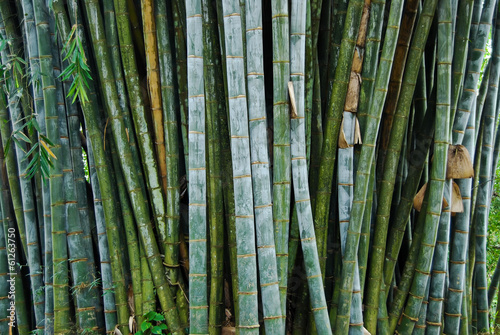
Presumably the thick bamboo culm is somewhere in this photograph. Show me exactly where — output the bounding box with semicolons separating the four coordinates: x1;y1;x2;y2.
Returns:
2;0;500;334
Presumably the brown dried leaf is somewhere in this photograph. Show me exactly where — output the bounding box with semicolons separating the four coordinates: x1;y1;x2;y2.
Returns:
414;183;448;211
222;327;236;335
344;72;362;112
447;145;474;179
288;81;298;118
413;183;427;212
338;118;349;149
451;181;464;213
355;116;363;145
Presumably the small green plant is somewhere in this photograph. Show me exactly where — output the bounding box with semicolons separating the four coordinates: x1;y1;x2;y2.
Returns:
135;311;169;335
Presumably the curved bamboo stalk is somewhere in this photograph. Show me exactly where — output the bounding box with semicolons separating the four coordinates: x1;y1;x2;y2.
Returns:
335;0;404;329
472;10;500;331
395;0;450;330
290;0;331;333
271;0;292;315
445;65;477;335
382;101;435;288
376;0;419;174
141;0;167;198
314;0;365;291
449;0;474;127
86;142;119;332
111;0;176;282
451;0;496;145
51;1;132;332
155;0;181;289
81;0;182;332
386;193;427;333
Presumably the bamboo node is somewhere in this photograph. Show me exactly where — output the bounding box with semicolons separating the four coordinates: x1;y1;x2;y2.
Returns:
237;253;256;258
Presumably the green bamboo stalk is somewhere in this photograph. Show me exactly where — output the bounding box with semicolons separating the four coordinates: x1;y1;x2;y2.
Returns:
323;0;347;112
385;192;427;334
472;14;500;332
473;62;490;137
413;277;430;334
335;0;404;329
445;72;477;335
141;0;168;199
358;161;374;295
1;45;45;333
357;0;386;133
155;0;182;289
221;2;259;332
314;0;364;288
451;0;496;145
81;0;182;332
141;242;157;316
0;109;12;335
271;0;291;316
245;0;284;332
395;0;450;329
171;0;189;175
55;2;135;333
186;0;208;332
421;2;452;333
201;0;225;332
32;0;71;332
0;165;29;335
376;0;419;177
290;0;331;332
16;6;48;328
111;0;174;276
87;143;119;332
217;62;239;328
488;254;500;307
449;0;474;127
425;181;451;334
0;0;27;258
382;98;436;289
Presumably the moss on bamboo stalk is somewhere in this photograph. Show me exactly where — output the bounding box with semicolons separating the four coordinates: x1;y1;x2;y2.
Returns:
81;0;183;331
201;0;225;332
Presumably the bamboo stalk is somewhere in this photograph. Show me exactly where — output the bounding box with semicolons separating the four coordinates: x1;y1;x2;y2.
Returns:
290;0;331;332
451;0;496;145
271;0;292;315
221;1;259;331
245;0;284;332
201;0;225;332
472;9;500;331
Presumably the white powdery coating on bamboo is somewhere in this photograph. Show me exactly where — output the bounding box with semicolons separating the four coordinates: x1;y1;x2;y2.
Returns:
187;0;208;332
245;0;285;333
222;1;259;332
290;0;332;333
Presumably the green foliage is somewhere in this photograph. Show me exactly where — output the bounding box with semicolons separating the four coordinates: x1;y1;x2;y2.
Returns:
4;114;56;180
59;24;92;105
135;311;170;335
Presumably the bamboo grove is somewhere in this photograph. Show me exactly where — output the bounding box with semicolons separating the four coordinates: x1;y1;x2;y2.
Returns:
2;0;500;333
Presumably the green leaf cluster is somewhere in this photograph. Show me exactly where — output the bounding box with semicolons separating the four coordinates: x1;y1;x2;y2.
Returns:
59;24;92;105
135;311;169;335
3;114;55;180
